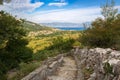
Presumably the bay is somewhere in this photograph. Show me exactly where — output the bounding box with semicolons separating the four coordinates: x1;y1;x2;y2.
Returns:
56;27;85;31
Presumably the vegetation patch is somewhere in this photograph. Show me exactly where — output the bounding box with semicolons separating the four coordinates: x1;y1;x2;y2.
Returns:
80;0;120;50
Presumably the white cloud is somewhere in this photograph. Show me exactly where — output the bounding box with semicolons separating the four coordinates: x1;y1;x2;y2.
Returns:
54;0;66;2
26;7;102;23
28;6;120;23
116;6;120;9
48;2;68;7
116;6;120;12
1;3;120;24
3;0;44;12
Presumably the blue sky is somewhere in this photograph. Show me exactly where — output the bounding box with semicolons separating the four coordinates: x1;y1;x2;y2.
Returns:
0;0;120;23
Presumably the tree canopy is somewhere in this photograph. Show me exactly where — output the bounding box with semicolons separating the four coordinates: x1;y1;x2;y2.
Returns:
80;0;120;49
0;11;33;79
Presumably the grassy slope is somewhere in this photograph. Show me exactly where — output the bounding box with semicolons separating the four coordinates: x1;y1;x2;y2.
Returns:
22;21;54;32
28;31;81;53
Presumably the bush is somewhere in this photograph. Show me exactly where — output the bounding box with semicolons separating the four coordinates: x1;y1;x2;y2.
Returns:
0;11;33;79
72;41;82;48
33;49;60;61
80;0;120;49
81;15;120;49
33;50;48;61
48;36;75;51
9;62;41;80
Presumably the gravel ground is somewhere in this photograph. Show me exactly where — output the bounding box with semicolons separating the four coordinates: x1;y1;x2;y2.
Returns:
48;57;77;80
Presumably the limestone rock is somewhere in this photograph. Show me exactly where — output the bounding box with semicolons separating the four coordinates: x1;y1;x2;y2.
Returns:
73;48;120;80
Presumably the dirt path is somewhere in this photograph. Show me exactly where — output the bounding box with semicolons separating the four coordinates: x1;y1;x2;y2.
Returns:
48;57;77;80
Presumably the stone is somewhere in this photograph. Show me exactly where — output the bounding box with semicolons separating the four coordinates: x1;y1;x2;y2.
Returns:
108;59;120;65
73;48;120;80
22;48;120;80
88;73;96;80
22;54;64;80
113;61;120;75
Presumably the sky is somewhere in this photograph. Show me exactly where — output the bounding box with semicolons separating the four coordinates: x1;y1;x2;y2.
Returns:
0;0;120;23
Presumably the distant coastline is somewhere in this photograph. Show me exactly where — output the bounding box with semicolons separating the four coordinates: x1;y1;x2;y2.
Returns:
40;22;85;31
55;27;85;31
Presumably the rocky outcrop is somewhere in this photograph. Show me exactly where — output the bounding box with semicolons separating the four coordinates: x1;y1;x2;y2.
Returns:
22;48;120;80
73;48;120;80
22;54;64;80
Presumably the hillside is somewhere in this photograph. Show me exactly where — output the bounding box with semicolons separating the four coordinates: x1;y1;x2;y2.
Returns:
22;21;54;32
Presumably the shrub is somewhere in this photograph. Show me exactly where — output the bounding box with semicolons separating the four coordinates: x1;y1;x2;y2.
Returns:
9;62;41;80
72;41;82;48
0;11;33;79
80;0;120;49
48;36;75;51
33;50;48;61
